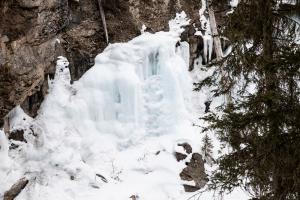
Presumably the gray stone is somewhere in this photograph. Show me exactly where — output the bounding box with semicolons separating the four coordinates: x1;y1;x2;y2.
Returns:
180;153;208;192
178;142;193;154
175;152;188;161
183;184;201;192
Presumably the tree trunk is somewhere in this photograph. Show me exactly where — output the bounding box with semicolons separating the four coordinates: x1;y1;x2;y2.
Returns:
208;7;223;60
208;5;231;103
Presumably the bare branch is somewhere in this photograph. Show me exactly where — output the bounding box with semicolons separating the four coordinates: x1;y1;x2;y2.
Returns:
4;178;29;200
97;0;109;44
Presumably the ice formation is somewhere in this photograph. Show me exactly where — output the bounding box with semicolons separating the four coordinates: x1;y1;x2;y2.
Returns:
0;10;249;200
0;22;198;200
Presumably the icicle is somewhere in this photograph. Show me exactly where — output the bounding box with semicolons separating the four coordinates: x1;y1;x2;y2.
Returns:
169;11;190;35
208;35;213;62
203;37;208;64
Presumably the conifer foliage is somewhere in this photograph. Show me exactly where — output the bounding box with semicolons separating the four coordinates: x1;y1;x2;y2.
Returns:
197;0;300;199
201;134;214;165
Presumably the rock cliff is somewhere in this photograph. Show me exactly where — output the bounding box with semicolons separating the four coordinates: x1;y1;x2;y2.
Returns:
0;0;201;125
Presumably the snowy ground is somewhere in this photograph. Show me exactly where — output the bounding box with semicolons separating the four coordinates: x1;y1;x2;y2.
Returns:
0;10;250;200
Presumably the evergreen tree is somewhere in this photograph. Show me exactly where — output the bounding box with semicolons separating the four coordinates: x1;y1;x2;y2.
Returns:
201;134;214;165
196;0;300;199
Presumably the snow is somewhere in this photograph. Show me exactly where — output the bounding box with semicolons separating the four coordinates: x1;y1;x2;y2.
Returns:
292;14;300;44
230;0;239;8
8;106;33;131
0;130;11;171
199;0;207;19
169;11;190;35
281;0;298;5
0;11;249;200
140;24;147;34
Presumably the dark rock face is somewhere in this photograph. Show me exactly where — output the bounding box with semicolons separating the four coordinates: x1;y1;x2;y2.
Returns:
180;22;205;70
0;0;202;124
0;0;70;122
129;0;201;32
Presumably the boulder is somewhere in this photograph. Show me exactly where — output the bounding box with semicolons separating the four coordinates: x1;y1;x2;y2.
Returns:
180;153;208;191
175;152;188;161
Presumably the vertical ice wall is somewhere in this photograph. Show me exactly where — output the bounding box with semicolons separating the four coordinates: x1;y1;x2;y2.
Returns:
58;32;193;139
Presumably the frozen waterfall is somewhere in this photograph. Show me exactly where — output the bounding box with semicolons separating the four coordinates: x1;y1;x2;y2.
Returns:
0;11;248;199
1;29;202;200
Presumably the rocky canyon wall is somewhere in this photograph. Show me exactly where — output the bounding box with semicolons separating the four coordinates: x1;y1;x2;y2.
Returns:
0;0;201;126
